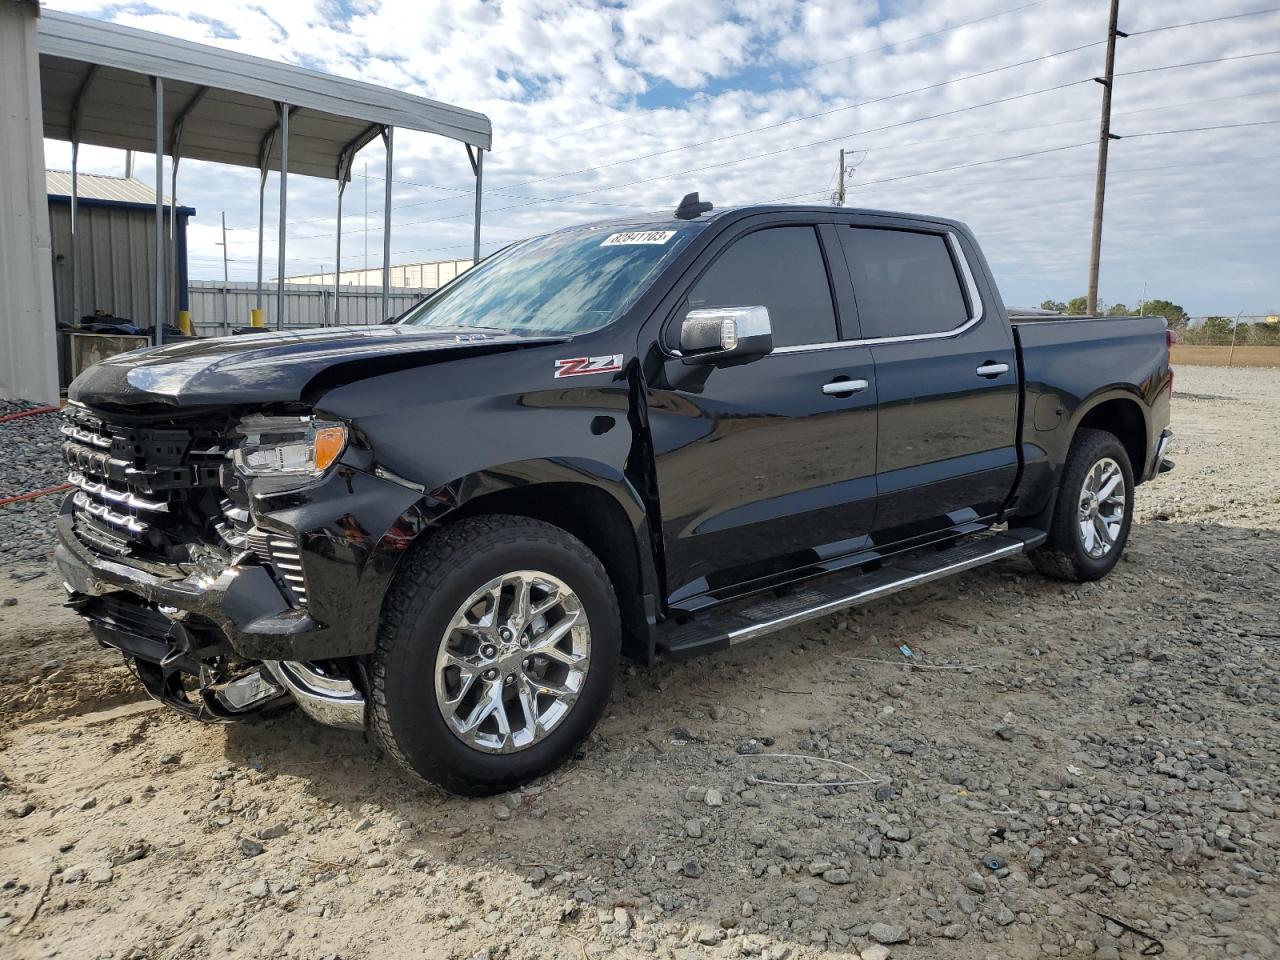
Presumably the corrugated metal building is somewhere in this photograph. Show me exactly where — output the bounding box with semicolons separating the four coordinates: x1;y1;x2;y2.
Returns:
45;170;194;327
0;0;59;403
286;257;474;290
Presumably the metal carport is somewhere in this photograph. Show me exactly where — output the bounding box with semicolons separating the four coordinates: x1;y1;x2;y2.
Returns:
35;8;492;342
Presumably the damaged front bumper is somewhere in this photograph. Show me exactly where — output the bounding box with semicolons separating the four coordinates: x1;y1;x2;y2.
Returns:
55;505;367;728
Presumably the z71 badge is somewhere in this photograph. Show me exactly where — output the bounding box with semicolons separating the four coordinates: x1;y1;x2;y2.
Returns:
554;354;624;378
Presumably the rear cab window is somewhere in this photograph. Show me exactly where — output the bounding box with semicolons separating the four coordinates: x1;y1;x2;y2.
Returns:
837;227;970;339
683;226;838;349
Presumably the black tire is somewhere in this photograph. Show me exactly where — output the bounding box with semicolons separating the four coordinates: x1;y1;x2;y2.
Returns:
1030;428;1135;583
369;514;620;796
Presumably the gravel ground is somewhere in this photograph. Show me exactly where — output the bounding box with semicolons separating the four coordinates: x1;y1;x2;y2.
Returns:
1;366;1277;960
0;400;66;566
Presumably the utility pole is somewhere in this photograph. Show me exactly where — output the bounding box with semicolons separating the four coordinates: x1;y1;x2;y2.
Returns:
1087;0;1125;316
218;211;231;335
834;148;846;206
363;161;369;277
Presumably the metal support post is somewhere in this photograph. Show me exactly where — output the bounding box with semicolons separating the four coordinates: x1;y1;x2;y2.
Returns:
69;65;97;328
381;126;393;320
469;145;484;266
168;155;179;326
334;179;344;327
70;140;80;324
276;102;289;329
152;76;165;345
256;167;266;314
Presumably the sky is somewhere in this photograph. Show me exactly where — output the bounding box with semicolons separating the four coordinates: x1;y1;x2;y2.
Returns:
42;0;1280;316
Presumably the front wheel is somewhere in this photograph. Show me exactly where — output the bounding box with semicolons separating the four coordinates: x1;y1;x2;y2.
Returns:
1029;428;1135;582
370;515;620;795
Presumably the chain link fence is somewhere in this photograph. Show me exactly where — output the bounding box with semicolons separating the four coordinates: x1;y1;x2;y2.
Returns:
1170;315;1280;367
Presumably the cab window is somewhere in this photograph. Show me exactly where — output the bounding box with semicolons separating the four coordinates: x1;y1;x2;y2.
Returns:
838;227;969;338
685;226;838;348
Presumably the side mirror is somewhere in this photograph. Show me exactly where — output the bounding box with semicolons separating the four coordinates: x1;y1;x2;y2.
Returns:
679;306;773;363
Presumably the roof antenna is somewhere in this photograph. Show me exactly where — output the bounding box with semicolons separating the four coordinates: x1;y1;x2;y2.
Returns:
675;192;713;220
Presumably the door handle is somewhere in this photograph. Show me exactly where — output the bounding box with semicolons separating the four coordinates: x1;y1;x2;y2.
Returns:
822;378;870;396
976;362;1009;378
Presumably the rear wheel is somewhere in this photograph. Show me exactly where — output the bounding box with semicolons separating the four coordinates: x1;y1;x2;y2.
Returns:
1030;428;1134;582
370;515;620;795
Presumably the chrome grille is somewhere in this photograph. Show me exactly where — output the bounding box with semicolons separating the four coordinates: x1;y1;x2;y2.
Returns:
244;527;308;605
62;406;226;559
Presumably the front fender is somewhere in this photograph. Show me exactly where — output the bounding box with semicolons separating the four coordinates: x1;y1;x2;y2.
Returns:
353;457;659;650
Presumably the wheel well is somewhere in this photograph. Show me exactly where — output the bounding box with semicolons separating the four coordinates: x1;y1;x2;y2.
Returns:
1078;398;1147;481
445;483;651;661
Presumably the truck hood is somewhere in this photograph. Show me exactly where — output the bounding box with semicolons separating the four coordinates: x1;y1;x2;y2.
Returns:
68;325;565;409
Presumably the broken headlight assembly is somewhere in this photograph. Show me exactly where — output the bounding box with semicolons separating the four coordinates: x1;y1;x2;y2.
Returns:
231;414;348;493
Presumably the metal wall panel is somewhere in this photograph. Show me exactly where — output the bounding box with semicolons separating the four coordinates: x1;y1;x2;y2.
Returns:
283;259;474;289
48;200;190;329
186;282;434;336
0;2;60;403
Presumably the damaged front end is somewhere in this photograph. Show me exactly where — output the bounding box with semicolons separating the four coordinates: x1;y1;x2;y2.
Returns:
60;511;369;729
54;402;371;730
64;588;365;728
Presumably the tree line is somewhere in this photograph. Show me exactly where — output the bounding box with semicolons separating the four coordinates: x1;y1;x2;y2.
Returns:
1037;297;1280;345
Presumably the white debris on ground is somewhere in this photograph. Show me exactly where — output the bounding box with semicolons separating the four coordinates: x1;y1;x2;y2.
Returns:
1;365;1277;960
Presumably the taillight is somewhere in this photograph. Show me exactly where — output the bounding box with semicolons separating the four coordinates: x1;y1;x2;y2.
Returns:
1165;329;1178;347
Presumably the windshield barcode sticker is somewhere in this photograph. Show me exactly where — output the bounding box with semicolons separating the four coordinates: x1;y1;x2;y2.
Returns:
601;231;676;246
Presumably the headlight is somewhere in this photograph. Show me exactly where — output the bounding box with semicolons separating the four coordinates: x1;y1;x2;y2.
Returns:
232;414;347;488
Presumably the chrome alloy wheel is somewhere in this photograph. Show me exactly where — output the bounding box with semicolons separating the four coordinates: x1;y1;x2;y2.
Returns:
433;571;591;754
1077;456;1126;559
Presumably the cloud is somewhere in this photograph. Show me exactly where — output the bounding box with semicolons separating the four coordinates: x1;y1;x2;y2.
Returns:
43;0;1280;314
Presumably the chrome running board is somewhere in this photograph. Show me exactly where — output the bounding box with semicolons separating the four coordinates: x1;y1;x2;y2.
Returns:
658;527;1046;660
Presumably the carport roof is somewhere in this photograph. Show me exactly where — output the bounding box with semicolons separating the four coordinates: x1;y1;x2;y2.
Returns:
36;10;493;180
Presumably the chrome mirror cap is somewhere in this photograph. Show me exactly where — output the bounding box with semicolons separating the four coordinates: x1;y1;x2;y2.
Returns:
680;305;773;362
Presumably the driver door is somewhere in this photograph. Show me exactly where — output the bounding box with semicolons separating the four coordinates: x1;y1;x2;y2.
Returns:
644;221;879;608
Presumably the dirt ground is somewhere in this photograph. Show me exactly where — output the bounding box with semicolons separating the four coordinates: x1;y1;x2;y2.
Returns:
2;365;1277;960
1169;345;1280;368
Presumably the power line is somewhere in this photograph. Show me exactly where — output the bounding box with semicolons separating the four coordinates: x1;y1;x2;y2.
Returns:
270;24;1280;240
494;0;1059;155
322;40;1110;233
834;119;1280;193
212;30;1280;264
282;63;1280;248
819;88;1280;159
263;124;1280;268
390;54;1280;236
1125;7;1280;38
318;75;1099;239
447;40;1111;199
872;151;1275;192
275;85;1280;250
1116;48;1280;77
752;128;1274;207
395;12;1277;215
1119;119;1280;138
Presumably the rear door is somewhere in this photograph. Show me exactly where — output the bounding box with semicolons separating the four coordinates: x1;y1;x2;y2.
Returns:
644;218;879;607
834;221;1018;546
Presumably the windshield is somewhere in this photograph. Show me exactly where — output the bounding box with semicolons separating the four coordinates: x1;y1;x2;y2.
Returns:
398;224;699;335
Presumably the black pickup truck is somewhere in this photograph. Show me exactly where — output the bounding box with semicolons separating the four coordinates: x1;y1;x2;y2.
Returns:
56;198;1173;794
